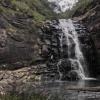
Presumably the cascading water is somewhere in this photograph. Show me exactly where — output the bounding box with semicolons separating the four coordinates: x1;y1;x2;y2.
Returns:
58;19;87;79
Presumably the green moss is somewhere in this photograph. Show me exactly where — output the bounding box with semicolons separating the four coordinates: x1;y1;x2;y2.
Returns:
11;0;30;12
32;11;45;22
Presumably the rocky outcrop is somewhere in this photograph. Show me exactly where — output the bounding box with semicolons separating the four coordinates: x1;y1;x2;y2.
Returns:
0;15;41;69
0;0;55;69
0;64;48;94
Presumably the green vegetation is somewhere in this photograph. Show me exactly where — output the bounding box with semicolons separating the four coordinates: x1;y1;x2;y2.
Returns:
0;93;47;100
70;0;93;17
0;0;92;23
0;0;56;23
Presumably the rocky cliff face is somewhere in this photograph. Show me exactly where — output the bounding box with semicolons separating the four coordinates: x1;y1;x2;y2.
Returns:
0;0;55;69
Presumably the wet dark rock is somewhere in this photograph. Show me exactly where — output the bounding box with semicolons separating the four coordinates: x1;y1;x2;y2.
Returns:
59;59;71;73
0;29;7;47
67;70;81;80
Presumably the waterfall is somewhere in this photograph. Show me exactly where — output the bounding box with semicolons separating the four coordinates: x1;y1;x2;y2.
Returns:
42;19;96;80
58;19;87;79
